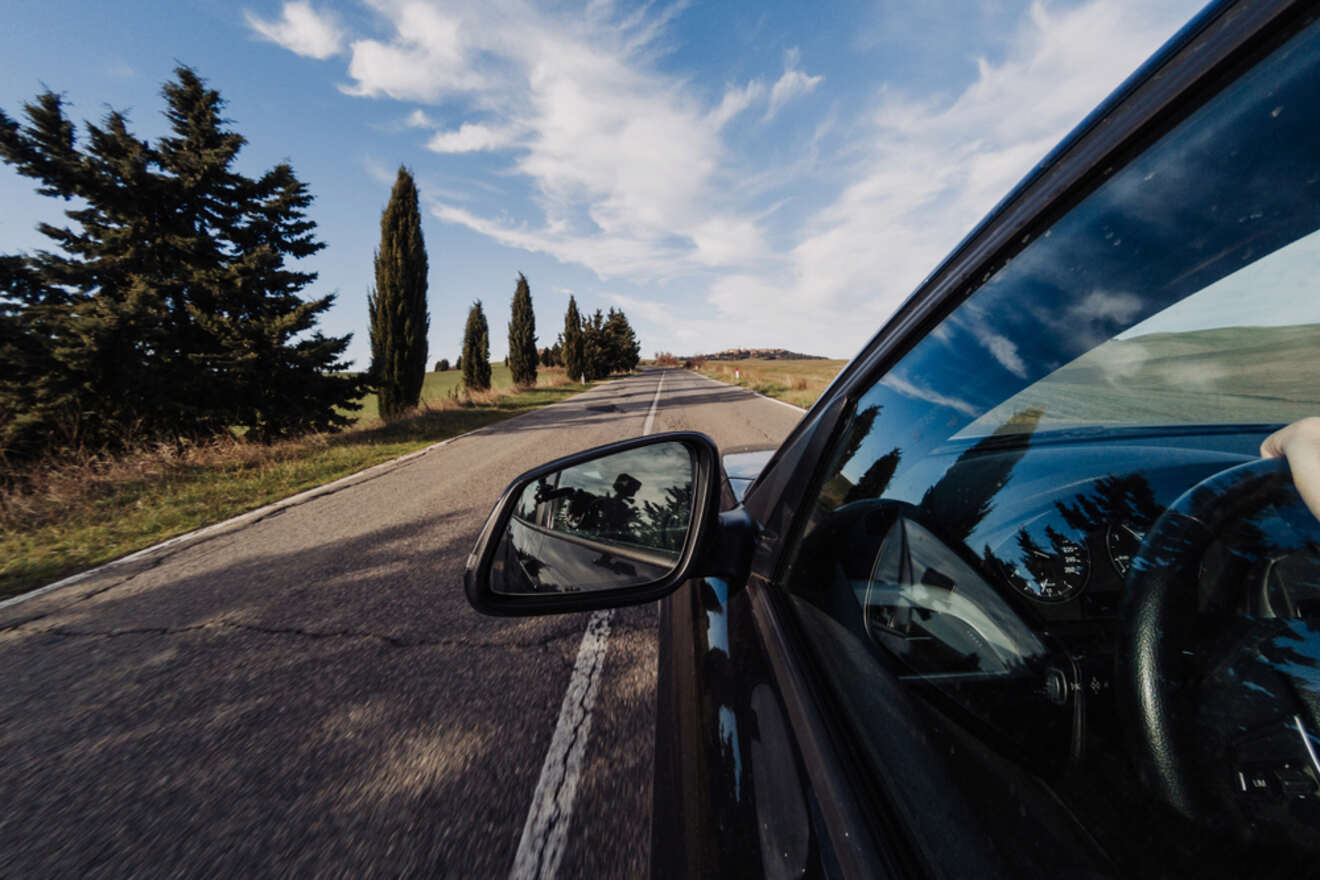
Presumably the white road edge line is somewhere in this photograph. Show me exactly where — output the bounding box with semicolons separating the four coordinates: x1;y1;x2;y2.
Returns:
0;432;471;612
0;378;626;612
686;368;807;413
510;371;664;880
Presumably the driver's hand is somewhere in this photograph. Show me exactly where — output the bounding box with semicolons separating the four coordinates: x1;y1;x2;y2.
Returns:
1261;416;1320;521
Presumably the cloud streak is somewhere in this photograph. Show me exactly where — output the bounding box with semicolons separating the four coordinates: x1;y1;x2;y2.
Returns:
256;0;1201;357
245;1;344;59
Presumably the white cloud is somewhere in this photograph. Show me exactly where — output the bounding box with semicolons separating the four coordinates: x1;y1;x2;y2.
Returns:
268;0;1203;357
329;0;775;285
427;122;519;153
882;374;980;416
359;154;397;185
779;0;1201;353
406;109;437;128
766;48;823;120
709;80;764;129
245;1;344;59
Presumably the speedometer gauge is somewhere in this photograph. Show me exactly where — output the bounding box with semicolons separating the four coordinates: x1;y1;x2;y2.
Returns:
1001;533;1091;602
1106;522;1146;577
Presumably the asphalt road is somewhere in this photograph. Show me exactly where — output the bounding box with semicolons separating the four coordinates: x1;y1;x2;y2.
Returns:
0;368;802;878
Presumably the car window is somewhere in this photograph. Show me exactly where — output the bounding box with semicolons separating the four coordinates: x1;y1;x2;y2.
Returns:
784;17;1320;878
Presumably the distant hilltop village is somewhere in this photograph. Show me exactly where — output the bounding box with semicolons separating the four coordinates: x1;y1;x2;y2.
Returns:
689;348;824;361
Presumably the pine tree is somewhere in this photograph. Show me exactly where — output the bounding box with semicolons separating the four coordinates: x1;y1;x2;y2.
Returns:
0;66;360;456
507;272;538;386
367;166;429;419
461;300;491;391
562;296;585;382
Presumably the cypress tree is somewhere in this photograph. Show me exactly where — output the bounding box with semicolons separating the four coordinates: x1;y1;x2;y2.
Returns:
368;166;429;419
507;272;538;386
562;295;585;382
582;309;607;380
461;300;491;391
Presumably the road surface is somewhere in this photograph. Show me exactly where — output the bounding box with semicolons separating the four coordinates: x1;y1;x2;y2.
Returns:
0;368;802;878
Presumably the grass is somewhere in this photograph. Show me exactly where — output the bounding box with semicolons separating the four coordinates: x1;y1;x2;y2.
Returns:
350;363;522;423
0;368;591;600
693;358;848;409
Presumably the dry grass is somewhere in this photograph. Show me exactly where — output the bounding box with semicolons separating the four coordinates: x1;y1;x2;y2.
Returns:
1;375;595;599
351;363;576;422
693;358;848;409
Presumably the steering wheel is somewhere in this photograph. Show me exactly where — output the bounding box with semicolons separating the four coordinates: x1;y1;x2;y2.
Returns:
1117;456;1320;826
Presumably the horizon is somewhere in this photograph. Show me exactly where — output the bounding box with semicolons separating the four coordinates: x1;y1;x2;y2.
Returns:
2;0;1207;368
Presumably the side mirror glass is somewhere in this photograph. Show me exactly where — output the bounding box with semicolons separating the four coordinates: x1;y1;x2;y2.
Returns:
465;432;720;615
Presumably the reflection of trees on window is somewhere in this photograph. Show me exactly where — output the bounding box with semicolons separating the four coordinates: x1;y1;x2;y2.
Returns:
1055;473;1160;536
845;447;902;504
919;408;1042;543
535;472;691;554
636;483;693;553
839;405;881;469
550;472;642;542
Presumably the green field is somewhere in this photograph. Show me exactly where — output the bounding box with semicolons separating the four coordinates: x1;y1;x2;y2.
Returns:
351;362;525;423
974;323;1320;430
694;358;848;409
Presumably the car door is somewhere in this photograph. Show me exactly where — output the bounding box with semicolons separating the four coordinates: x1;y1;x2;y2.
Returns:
654;2;1320;877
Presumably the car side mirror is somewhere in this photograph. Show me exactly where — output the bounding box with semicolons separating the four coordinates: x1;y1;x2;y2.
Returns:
464;431;721;615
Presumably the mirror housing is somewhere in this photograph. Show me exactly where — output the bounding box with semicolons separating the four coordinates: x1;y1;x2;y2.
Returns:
464;431;722;616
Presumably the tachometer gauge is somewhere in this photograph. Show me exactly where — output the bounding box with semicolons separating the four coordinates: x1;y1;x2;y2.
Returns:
1001;533;1091;602
1106;522;1146;577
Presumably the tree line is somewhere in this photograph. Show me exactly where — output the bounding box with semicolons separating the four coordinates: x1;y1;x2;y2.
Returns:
1;67;645;462
446;287;641;391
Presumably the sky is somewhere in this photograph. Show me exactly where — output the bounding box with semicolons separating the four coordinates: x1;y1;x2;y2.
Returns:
1;0;1209;368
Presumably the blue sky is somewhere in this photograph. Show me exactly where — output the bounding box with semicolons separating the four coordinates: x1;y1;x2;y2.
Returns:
2;0;1206;367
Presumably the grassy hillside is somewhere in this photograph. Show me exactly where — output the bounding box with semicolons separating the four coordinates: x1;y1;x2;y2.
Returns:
979;323;1320;429
695;358;849;409
352;362;525;422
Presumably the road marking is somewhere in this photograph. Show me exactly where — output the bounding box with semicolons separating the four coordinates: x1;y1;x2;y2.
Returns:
0;431;479;611
511;370;665;880
642;370;666;435
509;610;612;880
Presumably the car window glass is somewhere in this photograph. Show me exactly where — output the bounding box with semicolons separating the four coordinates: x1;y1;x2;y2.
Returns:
784;17;1320;878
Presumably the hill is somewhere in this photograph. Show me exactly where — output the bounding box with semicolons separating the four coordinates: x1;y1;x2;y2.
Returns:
688;348;825;361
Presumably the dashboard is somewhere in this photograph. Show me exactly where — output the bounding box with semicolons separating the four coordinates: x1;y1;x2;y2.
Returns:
935;425;1275;624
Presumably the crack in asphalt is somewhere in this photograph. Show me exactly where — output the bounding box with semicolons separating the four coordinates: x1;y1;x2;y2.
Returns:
0;554;171;633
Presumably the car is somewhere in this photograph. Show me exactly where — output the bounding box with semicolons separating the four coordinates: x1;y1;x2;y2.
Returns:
465;0;1320;875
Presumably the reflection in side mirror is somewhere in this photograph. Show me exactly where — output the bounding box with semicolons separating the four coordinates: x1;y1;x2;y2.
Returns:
465;432;720;616
492;441;694;594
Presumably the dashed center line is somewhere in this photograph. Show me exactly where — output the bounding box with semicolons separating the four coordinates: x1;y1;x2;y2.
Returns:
509;371;666;880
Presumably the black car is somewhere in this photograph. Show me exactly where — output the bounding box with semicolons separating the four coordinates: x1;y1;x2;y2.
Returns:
467;0;1320;875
